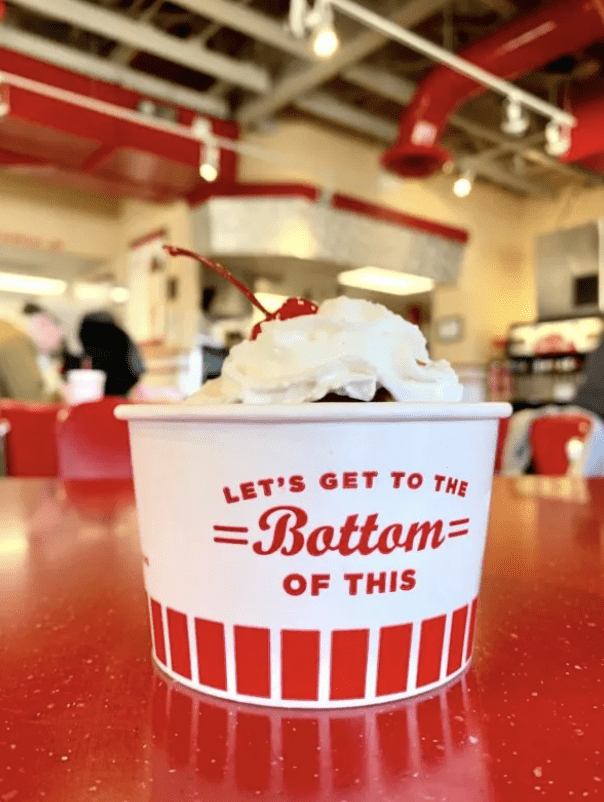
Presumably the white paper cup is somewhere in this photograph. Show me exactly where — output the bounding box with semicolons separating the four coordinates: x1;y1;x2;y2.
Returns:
66;369;106;405
116;402;511;709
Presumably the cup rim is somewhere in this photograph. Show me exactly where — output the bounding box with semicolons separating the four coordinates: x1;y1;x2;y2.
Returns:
116;401;512;423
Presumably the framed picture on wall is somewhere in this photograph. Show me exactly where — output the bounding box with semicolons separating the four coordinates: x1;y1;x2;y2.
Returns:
436;316;463;343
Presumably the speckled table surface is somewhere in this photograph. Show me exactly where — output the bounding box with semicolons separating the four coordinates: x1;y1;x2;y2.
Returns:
0;476;603;802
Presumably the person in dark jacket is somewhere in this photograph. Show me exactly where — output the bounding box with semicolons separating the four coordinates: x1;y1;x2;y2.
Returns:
78;311;145;397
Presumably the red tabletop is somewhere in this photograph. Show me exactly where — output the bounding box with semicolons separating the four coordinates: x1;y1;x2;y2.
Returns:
1;476;603;801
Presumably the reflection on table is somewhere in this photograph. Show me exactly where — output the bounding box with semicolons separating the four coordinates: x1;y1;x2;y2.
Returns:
149;669;489;802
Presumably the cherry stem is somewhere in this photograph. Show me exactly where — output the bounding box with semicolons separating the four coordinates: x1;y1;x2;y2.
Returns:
164;245;271;316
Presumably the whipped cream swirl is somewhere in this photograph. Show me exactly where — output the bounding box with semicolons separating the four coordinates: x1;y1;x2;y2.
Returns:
188;297;463;404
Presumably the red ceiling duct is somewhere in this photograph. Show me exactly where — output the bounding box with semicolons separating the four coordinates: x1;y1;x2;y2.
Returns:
560;94;604;169
382;0;604;179
0;2;6;23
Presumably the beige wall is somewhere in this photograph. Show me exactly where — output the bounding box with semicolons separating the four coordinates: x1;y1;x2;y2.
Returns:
524;183;604;243
0;173;119;261
0;174;200;349
240;119;535;364
112;121;540;360
0;173;121;338
0;120;542;360
522;184;604;329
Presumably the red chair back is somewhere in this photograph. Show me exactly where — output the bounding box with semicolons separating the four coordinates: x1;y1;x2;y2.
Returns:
494;417;510;474
56;397;133;480
0;401;64;477
530;414;592;476
0;417;9;477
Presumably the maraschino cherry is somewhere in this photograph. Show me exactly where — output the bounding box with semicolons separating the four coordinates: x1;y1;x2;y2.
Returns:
164;246;318;339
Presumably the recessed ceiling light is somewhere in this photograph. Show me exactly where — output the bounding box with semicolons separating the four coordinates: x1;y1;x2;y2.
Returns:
337;266;435;296
0;271;66;296
73;282;110;302
110;286;130;303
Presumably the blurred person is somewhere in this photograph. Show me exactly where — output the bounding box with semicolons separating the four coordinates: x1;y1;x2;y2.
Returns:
0;317;46;401
22;303;74;399
78;311;145;397
22;303;64;353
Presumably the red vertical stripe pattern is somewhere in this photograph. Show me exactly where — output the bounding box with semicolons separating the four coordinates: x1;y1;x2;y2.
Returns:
281;630;320;701
447;605;469;675
465;598;479;661
195;618;227;690
167;607;192;679
417;695;446;765
416;615;447;688
376;623;413;696
282;717;320;795
330;629;369;700
377;707;411;777
447;680;468;748
197;702;228;781
167;688;193;767
148;599;481;702
149;597;166;665
235;712;271;791
330;716;367;788
234;625;271;698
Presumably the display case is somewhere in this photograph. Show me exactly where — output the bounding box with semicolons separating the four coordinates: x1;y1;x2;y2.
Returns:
506;316;603;408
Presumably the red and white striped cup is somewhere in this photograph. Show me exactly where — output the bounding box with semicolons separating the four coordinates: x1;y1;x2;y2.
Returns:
116;402;511;708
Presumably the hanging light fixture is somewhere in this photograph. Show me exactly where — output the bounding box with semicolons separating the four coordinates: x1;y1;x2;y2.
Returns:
453;171;474;198
545;119;571;156
290;0;339;59
501;96;530;136
192;116;220;182
311;2;339;58
199;143;219;182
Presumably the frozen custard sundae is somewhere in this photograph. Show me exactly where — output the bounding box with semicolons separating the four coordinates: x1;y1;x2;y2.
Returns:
166;247;463;405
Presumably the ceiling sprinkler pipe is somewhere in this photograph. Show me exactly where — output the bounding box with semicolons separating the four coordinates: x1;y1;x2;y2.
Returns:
381;0;604;179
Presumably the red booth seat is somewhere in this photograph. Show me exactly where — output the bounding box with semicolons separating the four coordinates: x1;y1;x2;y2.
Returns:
494;417;510;474
0;400;64;477
530;415;592;476
56;397;133;480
